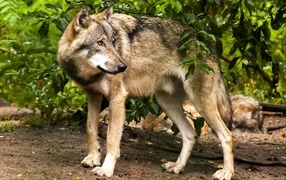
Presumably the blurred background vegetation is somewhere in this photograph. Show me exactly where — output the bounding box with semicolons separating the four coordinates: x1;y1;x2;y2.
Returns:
0;0;285;122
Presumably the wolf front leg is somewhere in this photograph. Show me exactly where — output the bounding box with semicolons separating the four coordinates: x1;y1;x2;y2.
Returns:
81;92;102;167
91;79;128;177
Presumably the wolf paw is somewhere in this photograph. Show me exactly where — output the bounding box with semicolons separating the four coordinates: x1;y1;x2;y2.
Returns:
212;169;233;180
91;166;114;177
81;154;101;167
161;162;183;174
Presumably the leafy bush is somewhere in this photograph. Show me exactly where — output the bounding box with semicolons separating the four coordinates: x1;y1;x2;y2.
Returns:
0;0;85;120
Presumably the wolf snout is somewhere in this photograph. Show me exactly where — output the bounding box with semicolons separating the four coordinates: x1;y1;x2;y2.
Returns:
117;62;127;72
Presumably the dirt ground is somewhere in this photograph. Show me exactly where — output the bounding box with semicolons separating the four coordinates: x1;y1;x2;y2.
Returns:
0;106;285;180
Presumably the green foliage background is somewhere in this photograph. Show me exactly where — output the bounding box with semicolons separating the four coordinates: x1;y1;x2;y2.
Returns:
0;0;285;121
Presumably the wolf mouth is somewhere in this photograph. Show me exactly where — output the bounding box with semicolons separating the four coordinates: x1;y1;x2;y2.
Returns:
97;66;118;74
97;65;127;74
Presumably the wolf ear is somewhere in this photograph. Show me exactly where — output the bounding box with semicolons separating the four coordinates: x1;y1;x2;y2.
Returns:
73;7;91;32
98;7;113;22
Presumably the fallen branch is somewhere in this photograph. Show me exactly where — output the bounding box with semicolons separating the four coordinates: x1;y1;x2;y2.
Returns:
260;102;286;114
267;124;286;131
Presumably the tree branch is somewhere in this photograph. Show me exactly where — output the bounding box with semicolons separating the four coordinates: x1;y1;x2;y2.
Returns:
220;55;278;89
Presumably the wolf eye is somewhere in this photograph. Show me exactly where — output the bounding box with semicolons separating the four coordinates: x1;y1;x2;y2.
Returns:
97;40;104;46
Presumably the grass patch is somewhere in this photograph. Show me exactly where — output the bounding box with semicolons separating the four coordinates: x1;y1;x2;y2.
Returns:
0;120;19;132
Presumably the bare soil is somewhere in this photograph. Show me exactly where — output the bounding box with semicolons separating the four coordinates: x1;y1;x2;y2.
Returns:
0;106;285;180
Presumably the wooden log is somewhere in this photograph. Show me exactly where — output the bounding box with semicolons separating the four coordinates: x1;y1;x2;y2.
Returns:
259;102;286;113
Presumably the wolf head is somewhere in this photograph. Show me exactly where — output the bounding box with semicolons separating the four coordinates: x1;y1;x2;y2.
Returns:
58;7;127;83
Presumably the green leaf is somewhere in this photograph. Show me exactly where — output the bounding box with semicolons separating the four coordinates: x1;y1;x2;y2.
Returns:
185;64;195;80
272;61;280;76
229;40;239;55
242;63;251;78
210;22;221;36
193;117;205;136
171;124;180;136
65;0;72;5
222;8;229;20
180;29;193;42
260;44;272;62
197;60;214;74
5;13;19;23
35;10;50;18
134;113;141;122
0;6;10;13
229;72;238;85
3;70;19;76
180;57;195;67
198;30;216;43
223;72;237;85
173;0;182;12
197;41;210;54
228;56;240;69
220;16;233;32
54;3;63;10
45;3;63;11
38;21;50;39
149;102;159;115
60;11;71;22
261;21;271;41
3;13;12;21
178;38;194;51
52;18;67;32
0;1;9;8
271;7;286;30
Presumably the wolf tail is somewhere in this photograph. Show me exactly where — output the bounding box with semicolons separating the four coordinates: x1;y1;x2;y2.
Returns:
217;78;233;130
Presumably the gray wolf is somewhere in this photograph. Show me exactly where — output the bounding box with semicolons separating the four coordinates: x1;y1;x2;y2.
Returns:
231;95;265;133
57;7;234;180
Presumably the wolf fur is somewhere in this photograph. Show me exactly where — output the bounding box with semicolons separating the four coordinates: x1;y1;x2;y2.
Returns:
231;95;264;133
57;7;234;180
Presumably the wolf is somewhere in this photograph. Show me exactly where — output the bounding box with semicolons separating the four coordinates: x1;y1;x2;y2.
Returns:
231;95;265;133
57;7;234;180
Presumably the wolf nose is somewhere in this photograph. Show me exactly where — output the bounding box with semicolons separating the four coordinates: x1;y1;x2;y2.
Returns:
118;62;127;72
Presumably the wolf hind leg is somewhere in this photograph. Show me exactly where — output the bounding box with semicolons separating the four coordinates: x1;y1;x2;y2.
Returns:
189;93;234;180
156;91;197;174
